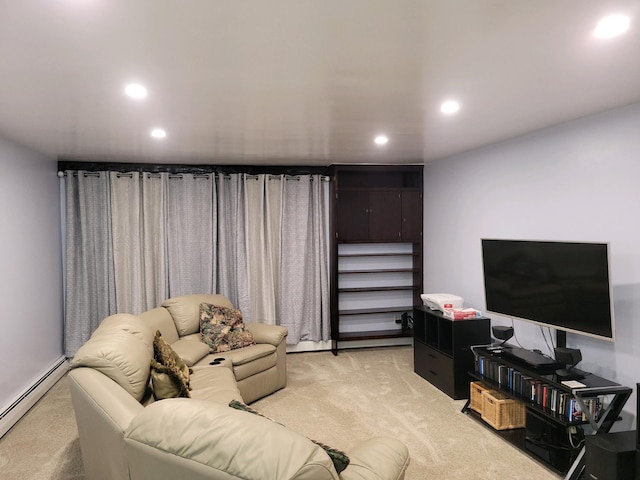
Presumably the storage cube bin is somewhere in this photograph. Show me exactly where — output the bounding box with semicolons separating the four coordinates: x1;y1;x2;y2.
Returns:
470;381;494;414
481;390;526;430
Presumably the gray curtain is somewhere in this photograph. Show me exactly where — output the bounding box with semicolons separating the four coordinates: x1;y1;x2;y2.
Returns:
64;171;116;357
245;175;281;325
63;170;330;356
279;175;330;343
215;174;250;318
166;173;216;298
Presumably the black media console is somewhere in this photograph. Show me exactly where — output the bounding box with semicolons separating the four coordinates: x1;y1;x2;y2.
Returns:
464;345;632;479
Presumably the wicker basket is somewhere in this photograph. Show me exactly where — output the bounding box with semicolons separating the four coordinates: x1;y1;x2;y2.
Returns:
481;390;526;430
469;381;494;414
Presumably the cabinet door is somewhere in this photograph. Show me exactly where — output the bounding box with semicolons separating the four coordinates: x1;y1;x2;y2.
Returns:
401;191;422;242
368;191;401;241
336;191;369;241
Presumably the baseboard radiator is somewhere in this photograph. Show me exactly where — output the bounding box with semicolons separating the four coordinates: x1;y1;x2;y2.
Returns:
0;356;69;438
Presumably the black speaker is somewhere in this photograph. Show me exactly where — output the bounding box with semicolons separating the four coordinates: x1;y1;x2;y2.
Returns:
584;431;636;480
491;325;513;346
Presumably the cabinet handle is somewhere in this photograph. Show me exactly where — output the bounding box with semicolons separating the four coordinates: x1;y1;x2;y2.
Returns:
429;370;437;376
428;354;436;359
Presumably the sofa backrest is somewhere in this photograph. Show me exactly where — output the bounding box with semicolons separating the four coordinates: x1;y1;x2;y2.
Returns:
161;293;234;337
138;307;180;344
70;314;154;402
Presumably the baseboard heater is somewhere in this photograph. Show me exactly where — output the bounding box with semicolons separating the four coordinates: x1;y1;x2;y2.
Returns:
0;356;69;438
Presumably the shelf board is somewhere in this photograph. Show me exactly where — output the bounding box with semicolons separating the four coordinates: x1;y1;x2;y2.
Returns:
337;252;418;258
338;286;416;293
469;372;590;427
337;186;421;192
338;268;419;275
337;329;413;341
339;306;414;316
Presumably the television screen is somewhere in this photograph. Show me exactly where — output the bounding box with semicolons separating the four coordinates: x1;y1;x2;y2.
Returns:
481;239;615;341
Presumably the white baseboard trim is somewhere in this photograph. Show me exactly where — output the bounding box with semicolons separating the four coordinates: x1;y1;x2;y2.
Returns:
336;337;413;350
0;356;69;439
286;337;413;353
286;340;333;352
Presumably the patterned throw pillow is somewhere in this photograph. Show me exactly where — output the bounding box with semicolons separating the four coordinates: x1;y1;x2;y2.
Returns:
228;400;350;473
150;330;191;399
200;303;255;353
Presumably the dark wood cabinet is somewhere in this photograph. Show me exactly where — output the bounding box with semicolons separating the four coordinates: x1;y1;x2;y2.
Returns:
336;191;369;242
368;191;402;241
330;165;423;354
333;165;422;243
413;306;491;399
401;191;422;242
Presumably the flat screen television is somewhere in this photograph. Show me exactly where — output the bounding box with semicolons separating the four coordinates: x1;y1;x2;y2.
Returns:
481;239;615;342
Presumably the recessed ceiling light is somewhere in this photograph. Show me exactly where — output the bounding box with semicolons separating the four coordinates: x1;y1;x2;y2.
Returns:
594;14;631;38
440;100;460;115
124;83;147;99
150;128;166;139
374;135;389;145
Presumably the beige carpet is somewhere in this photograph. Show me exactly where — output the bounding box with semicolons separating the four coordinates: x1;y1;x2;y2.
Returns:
0;346;561;479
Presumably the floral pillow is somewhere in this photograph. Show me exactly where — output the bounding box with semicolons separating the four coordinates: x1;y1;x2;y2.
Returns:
150;330;191;399
200;303;255;353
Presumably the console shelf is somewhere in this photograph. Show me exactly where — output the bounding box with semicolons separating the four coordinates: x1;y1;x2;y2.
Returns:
464;346;632;479
338;306;414;316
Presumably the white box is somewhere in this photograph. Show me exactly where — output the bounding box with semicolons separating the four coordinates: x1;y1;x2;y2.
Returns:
420;293;464;311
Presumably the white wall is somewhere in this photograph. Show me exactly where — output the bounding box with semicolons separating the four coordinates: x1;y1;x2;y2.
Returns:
0;136;64;421
423;101;640;427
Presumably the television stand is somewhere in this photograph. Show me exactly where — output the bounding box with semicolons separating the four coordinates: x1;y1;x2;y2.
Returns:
466;346;632;479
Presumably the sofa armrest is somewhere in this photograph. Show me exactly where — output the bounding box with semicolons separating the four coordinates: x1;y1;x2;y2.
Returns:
246;322;288;346
124;399;337;480
340;437;409;480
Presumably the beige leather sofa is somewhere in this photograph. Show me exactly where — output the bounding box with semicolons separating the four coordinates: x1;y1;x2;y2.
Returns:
68;293;410;480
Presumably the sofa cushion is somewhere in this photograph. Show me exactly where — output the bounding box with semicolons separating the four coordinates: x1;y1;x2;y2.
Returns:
150;331;191;399
169;338;210;367
162;294;234;336
70;329;151;402
200;303;255;353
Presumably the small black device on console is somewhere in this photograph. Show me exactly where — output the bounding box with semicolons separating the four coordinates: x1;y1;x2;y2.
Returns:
491;325;513;345
554;347;585;380
500;345;562;374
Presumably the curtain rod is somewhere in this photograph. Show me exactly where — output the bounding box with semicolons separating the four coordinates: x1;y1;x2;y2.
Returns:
57;160;332;177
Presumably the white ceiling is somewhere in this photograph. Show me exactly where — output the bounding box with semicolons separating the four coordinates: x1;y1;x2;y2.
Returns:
1;0;640;166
